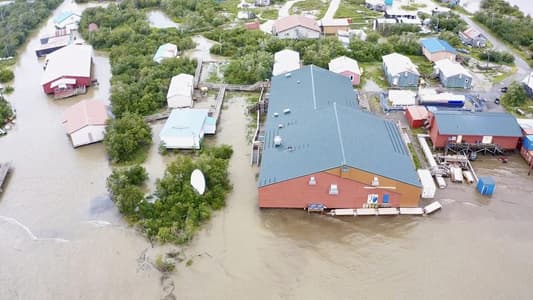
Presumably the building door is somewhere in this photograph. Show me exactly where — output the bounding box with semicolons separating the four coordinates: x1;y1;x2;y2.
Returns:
383;194;390;206
482;136;493;144
457;135;463;143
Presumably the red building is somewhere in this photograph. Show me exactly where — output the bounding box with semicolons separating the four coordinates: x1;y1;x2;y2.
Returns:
428;111;522;150
258;66;421;209
41;44;93;96
405;106;429;128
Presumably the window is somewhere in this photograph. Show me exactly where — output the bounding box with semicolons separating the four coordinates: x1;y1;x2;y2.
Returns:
308;176;316;185
349;75;354;81
329;184;339;195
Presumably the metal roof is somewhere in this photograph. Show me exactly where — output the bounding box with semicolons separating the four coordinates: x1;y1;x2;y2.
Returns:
54;11;80;25
159;109;208;139
41;44;92;85
382;53;420;76
328;56;360;75
433;111;522;137
153;43;178;63
258;65;420;188
273;49;300;76
420;38;456;54
63;99;108;134
167;74;194;98
273;15;320;33
434;59;471;78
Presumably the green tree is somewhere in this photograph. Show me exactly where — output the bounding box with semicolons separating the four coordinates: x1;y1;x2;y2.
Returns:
0;96;14;125
0;68;14;83
104;113;152;163
502;82;527;107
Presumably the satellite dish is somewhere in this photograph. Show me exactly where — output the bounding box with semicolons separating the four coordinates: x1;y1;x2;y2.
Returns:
190;169;206;195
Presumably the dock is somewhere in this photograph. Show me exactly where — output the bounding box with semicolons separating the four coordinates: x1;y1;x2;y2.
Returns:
0;162;12;193
328;202;442;217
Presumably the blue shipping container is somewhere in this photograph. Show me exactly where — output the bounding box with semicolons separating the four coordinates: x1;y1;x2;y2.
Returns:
477;176;496;196
523;135;533;151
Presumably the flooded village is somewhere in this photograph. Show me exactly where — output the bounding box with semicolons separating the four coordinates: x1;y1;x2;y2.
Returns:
1;0;533;299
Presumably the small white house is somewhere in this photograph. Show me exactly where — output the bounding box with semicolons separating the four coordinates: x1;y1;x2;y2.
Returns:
54;11;81;30
63;99;108;147
272;49;300;76
153;43;178;63
167;74;194;108
328;56;361;85
160;109;216;149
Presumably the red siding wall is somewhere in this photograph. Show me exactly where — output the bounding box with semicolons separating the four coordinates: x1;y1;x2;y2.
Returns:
339;70;360;86
259;171;401;209
42;76;91;94
428;116;519;150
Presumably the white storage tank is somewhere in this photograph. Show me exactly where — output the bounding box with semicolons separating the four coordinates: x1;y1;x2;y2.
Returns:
417;169;436;199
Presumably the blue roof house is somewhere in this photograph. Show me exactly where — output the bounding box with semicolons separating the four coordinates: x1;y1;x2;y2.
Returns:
421;38;457;62
258;65;422;209
54;11;81;30
159;109;216;149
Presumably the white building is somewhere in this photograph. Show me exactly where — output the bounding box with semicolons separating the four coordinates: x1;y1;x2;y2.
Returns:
388;90;417;107
54;11;81;31
153;43;178;63
328;56;361;85
160;109;216;149
272;49;300;76
167;74;194;108
62;99;108;147
272;15;321;39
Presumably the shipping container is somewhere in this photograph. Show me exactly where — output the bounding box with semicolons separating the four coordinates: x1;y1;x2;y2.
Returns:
523;135;533;151
417;169;436;198
477;176;495;196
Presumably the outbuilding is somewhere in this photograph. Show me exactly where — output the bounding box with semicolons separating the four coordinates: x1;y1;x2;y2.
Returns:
62;99;108;147
405;105;429;128
167;74;194;108
36;30;73;57
54;11;81;30
428;111;523;150
320;19;350;35
258;65;421;209
41;44;93;97
388;90;416;108
153;43;178;63
272;15;320;39
417;169;436;198
160;109;216;149
328;56;361;85
459;27;487;48
272;49;300;76
522;72;533;97
434;59;472;89
420;38;457;62
382;53;420;87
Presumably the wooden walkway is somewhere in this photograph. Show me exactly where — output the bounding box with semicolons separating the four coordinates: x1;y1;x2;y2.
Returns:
193;58;203;89
0;162;12;193
212;86;226;124
144;109;171;123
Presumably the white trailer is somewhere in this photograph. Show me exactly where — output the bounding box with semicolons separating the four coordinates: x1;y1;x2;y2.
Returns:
417;169;436;198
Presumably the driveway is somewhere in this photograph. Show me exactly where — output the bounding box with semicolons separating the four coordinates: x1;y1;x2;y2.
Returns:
321;0;340;20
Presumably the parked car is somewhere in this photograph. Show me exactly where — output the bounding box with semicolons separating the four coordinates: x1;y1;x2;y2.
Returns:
500;86;508;93
494;98;500;104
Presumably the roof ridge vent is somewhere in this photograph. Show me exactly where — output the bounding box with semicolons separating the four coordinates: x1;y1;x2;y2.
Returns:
274;135;282;146
285;73;292;78
283;108;291;114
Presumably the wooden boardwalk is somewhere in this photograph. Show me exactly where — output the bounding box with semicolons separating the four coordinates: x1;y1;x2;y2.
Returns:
144;109;171;123
0;162;12;193
212;86;226;124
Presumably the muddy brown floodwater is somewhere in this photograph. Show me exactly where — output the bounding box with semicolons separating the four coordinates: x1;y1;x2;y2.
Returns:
2;1;533;299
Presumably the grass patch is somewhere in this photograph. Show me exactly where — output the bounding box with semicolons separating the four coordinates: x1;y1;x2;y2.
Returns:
408;143;422;169
260;8;278;20
360;62;388;88
401;4;426;11
335;0;381;28
503;98;533;117
490;66;517;84
291;0;329;19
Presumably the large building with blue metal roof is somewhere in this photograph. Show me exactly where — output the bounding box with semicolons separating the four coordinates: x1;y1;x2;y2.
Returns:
258;65;421;209
420;38;457;62
428;111;522;150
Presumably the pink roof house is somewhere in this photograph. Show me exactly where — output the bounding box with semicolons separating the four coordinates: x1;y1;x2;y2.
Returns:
63;99;108;147
272;15;320;39
328;56;361;85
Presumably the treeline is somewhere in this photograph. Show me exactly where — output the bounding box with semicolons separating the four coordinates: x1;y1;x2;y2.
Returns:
479;49;514;64
80;3;196;117
107;145;233;243
206;27;440;83
0;0;63;57
475;0;533;52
